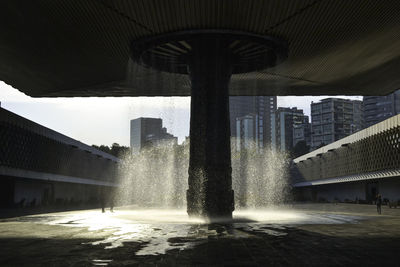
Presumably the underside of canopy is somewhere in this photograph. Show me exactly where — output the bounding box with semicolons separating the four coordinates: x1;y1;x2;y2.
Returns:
0;0;399;97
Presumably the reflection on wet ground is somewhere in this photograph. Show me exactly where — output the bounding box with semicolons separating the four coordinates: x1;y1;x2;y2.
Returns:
1;204;400;266
6;206;363;256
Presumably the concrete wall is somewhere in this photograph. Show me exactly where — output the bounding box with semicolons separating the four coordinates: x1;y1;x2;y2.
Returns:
312;182;365;202
14;179;52;206
52;182;101;204
296;177;400;203
380;177;400;202
9;176;110;207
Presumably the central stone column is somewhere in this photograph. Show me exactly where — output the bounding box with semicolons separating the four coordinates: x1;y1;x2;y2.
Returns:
186;37;234;219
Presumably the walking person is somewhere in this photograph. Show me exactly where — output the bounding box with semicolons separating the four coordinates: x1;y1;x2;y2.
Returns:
100;188;106;213
109;193;114;213
376;194;382;215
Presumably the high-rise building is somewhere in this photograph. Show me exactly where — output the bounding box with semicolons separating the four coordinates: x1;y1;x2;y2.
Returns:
130;117;177;153
363;90;400;128
229;96;277;148
311;98;363;149
293;118;311;148
273;107;309;152
235;114;259;151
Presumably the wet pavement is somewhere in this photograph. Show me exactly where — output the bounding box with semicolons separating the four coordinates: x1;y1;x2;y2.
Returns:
1;204;400;266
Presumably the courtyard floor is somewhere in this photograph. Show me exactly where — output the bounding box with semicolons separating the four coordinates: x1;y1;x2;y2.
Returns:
1;203;400;266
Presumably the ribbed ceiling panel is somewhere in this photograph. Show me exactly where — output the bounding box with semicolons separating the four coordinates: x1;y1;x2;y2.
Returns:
0;0;399;96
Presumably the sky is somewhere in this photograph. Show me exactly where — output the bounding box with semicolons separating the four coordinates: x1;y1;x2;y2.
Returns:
0;81;362;147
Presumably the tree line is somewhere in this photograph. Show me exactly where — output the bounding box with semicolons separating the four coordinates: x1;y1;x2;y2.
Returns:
92;143;130;158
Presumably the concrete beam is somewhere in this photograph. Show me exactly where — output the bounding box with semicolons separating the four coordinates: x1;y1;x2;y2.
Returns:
0;166;118;187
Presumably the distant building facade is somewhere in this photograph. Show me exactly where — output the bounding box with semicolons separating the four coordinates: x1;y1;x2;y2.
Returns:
292;115;400;204
235;114;259;151
363;90;400;128
229;96;277;148
274;107;309;152
130;117;177;153
293;118;311;148
311;98;363;150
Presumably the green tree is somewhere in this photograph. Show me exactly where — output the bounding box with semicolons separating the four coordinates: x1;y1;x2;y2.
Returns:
110;143;130;158
92;143;130;158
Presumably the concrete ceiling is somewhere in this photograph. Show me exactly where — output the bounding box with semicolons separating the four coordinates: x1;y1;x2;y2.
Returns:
1;0;400;97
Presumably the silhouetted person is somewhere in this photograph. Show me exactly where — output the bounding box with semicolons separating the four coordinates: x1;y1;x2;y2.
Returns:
376;194;382;214
100;189;105;213
18;198;25;208
109;194;114;213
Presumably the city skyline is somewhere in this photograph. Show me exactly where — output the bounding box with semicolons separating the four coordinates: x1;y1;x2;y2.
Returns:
1;82;362;147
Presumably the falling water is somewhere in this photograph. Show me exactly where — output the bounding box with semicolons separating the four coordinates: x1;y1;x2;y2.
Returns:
116;142;189;208
116;138;290;209
231;142;291;208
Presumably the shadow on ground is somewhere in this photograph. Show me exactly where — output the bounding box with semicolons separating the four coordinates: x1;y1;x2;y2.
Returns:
1;225;399;266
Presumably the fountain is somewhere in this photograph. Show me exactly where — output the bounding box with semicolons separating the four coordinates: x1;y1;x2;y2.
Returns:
116;139;290;212
117;142;189;208
131;30;288;219
231;143;291;208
